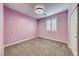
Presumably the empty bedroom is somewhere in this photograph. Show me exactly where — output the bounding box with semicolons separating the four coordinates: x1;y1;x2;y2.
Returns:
1;3;78;56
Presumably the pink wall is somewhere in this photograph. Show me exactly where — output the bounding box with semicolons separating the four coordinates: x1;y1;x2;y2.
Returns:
4;6;37;45
38;11;68;43
4;6;68;45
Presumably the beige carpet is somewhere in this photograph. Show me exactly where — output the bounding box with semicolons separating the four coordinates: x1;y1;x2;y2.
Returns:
4;37;73;56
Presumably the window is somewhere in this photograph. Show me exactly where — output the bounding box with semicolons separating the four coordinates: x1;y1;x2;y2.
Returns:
46;19;57;32
46;20;51;31
51;19;57;31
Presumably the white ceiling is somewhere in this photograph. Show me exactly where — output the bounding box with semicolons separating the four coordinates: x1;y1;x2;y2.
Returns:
4;3;71;19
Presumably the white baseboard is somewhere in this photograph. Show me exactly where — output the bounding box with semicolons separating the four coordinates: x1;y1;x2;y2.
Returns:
65;42;79;56
38;36;67;44
0;47;4;56
66;42;72;52
4;36;67;47
4;36;36;47
4;36;76;55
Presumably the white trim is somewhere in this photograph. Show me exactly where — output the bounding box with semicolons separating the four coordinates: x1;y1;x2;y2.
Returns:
4;36;67;47
4;36;36;47
0;47;4;56
38;36;67;44
68;44;78;56
4;36;72;55
67;43;71;49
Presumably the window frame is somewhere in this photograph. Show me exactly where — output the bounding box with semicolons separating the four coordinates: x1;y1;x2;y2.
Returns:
46;18;57;32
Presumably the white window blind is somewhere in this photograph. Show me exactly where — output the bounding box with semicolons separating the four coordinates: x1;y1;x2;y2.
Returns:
46;20;51;31
46;18;57;32
52;19;57;31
